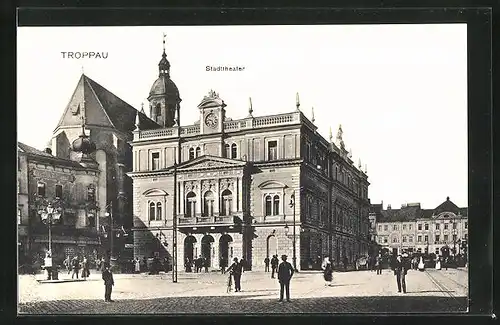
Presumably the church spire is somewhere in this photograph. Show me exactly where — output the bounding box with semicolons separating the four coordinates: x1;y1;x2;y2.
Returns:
158;33;170;77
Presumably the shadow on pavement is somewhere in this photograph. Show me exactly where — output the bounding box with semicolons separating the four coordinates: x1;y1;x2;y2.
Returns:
18;295;467;315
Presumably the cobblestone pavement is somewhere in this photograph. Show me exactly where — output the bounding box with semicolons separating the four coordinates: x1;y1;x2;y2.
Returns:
18;268;468;314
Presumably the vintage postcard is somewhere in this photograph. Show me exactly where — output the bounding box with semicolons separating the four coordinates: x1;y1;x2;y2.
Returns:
17;24;468;314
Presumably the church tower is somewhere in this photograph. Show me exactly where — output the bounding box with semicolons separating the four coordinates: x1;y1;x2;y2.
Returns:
147;34;182;127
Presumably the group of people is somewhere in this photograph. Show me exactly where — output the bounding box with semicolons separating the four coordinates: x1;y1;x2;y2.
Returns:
264;255;280;278
63;255;91;280
184;256;210;273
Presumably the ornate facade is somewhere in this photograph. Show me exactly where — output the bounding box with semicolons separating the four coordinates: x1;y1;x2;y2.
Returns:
370;197;468;257
128;41;372;271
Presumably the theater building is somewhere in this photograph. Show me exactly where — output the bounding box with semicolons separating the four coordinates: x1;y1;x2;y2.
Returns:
128;42;372;271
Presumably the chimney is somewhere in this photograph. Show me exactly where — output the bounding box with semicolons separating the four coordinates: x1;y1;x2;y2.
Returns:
387;204;391;210
44;147;52;155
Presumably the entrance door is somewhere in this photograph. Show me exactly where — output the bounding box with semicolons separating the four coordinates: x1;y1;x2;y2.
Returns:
392;248;398;256
219;234;233;267
184;236;196;263
201;235;215;267
267;235;277;258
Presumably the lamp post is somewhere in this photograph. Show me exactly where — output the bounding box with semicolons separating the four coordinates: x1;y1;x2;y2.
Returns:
172;160;178;283
39;203;62;256
104;201;115;265
288;192;298;272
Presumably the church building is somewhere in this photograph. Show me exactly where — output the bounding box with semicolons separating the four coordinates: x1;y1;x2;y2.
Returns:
128;38;373;271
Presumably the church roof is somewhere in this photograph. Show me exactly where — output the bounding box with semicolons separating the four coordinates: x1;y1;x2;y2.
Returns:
18;142;86;169
55;74;160;134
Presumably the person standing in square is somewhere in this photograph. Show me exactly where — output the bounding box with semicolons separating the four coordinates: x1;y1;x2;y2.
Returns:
102;265;114;302
277;255;294;302
393;253;410;293
264;257;270;272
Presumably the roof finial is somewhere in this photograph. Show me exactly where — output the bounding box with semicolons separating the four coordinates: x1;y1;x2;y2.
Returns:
311;107;315;123
134;110;140;131
163;33;166;53
81;65;85;75
348;148;352;159
329;126;333;142
364;164;368;174
248;97;253;117
336;124;345;149
296;92;300;111
140;102;145;114
358;158;362;169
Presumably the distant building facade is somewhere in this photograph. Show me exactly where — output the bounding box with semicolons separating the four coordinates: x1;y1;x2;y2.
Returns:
370;197;468;257
128;41;373;271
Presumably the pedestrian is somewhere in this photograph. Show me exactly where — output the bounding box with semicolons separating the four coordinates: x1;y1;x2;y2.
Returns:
322;256;333;286
102;264;115;302
393;253;410;293
264;257;270;272
95;257;102;272
204;256;209;273
186;257;192;273
64;256;71;275
134;257;141;273
418;256;425;271
240;257;247;272
435;256;442;270
271;255;279;278
71;256;80;279
277;255;294;302
376;253;382;275
225;257;243;292
81;256;90;280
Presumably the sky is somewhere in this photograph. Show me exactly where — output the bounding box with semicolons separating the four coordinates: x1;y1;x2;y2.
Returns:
17;25;468;209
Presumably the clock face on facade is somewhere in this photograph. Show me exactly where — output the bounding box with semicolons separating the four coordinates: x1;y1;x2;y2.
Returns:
205;113;218;128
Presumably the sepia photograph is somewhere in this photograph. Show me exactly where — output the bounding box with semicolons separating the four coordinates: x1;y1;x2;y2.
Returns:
17;24;468;314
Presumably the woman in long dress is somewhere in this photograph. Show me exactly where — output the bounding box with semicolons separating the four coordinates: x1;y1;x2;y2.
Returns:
322;257;333;286
418;256;425;271
435;256;442;270
134;257;141;273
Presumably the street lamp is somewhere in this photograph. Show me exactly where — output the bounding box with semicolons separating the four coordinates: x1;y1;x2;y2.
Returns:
104;201;116;266
288;192;298;272
39;203;62;257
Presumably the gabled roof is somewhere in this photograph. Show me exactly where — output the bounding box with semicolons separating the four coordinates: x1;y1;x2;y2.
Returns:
18;142;85;169
55;74;160;134
433;197;461;216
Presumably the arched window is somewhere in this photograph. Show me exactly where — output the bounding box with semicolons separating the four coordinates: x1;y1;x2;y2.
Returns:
225;144;231;158
203;191;214;217
189;148;195;160
265;195;272;216
149;202;156;221
155;103;161;116
273;195;280;215
156;202;162;220
231;143;237;159
195;147;201;158
186;192;197;218
221;189;232;216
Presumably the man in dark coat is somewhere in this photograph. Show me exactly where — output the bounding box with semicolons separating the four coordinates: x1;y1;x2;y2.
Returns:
102;265;115;302
277;255;294;302
393;253;410;293
270;255;279;278
264;257;270;272
71;256;80;279
376;253;383;275
225;257;243;292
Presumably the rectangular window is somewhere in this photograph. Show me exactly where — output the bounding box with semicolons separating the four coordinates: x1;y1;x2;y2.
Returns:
435;234;440;243
444;223;448;230
424;224;429;230
402;236;407;243
418;224;422;230
151;152;160;171
435;223;439;230
378;225;381;231
409;224;412;230
403;224;406;230
37;182;46;197
453;222;457;229
267;141;278;161
384;225;388;231
409;236;413;243
55;184;63;199
417;235;422;242
465;221;467;229
444;234;448;242
424;235;428;242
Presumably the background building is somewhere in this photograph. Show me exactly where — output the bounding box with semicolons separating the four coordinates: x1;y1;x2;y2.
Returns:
371;197;468;258
128;42;373;271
